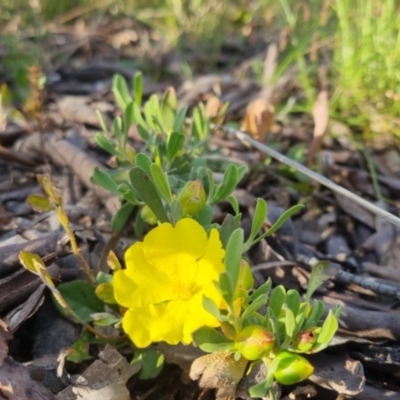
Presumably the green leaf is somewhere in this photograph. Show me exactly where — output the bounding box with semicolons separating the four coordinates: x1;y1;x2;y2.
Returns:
160;87;177;131
303;300;325;329
202;296;226;321
144;94;160;129
284;306;296;339
95;133;118;155
263;204;304;237
152;115;167;135
95;282;117;304
211;164;238;204
206;169;216;203
224;228;244;289
111;202;134;231
228;195;240;216
135;153;153;176
219;214;235;249
248;278;272;303
27;194;53;212
248;198;268;244
137;124;151;141
249;378;271;398
56;281;104;322
112;74;131;110
92;167;120;195
123;101;135;145
133;71;143;106
169;200;183;225
150;163;173;204
316;311;338;347
332;304;342;319
294;303;309;335
286;289;300;316
66;333;93;363
219;271;235;307
236;165;247;182
192;106;205;140
129;167;169;223
132;102;148;131
268;285;286;318
240;294;268;321
192;326;233;353
167;131;185;162
305;261;330;302
135;209;145;237
19;251;54;287
132;348;164;380
113;117;123;143
96;110;108;134
91;312;120;326
118;183;141;205
173;107;187;132
195;204;213;226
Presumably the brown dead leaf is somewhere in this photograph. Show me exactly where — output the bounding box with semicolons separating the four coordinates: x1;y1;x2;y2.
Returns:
205;94;226;124
190;351;248;400
241;98;275;142
308;90;329;167
57;96;99;127
55;345;140;400
262;43;278;86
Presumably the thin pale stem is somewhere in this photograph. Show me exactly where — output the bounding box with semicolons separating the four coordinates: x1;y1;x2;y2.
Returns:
59;209;95;283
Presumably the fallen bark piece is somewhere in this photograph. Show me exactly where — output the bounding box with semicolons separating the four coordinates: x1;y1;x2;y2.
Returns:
336;305;400;340
0;357;55;400
308;352;365;396
0;319;12;367
15;133;120;215
55;345;140;400
0;263;59;313
4;284;45;332
0;232;60;277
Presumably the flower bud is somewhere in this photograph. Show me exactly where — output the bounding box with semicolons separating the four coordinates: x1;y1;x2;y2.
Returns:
292;328;319;353
140;205;158;225
177;180;206;216
236;259;254;292
235;325;275;360
273;351;314;385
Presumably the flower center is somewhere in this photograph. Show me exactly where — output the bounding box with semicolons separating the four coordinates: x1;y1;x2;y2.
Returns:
174;281;199;301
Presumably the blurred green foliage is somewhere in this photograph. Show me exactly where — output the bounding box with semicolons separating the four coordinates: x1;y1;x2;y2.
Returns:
1;0;400;137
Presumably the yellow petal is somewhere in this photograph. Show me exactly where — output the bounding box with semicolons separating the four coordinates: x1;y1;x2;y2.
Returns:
182;292;221;343
122;300;188;347
115;242;175;308
112;270;138;309
195;228;225;287
143;218;208;283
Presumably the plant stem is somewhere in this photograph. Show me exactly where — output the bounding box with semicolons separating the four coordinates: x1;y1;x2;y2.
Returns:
58;209;95;283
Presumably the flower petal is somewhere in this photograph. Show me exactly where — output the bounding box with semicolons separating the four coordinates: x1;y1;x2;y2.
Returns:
122;300;187;347
182;292;221;344
115;242;175;308
143;219;208;283
194;227;225;287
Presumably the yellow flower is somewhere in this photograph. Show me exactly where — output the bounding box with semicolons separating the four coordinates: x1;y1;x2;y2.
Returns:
113;218;225;348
